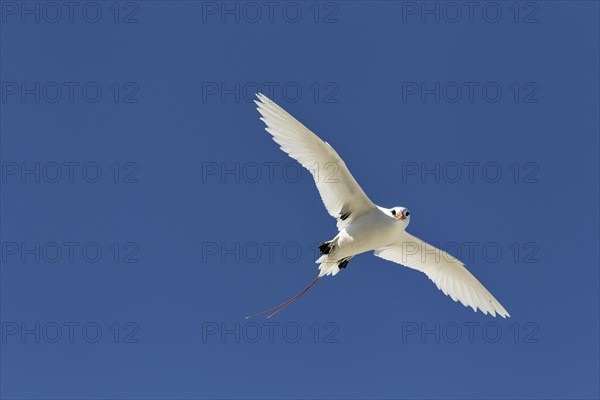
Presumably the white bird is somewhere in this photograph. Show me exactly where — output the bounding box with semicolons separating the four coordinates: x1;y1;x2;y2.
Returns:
247;93;510;319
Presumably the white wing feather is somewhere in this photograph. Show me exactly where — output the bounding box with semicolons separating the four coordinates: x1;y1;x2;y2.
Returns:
375;232;510;317
255;93;375;229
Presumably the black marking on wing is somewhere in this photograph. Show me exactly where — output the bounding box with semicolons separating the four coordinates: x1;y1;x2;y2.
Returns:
339;204;351;221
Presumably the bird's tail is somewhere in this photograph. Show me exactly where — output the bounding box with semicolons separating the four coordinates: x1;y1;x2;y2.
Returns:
245;274;321;319
317;255;343;277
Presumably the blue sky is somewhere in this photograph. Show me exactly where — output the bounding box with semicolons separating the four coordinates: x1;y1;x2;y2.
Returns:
1;1;599;399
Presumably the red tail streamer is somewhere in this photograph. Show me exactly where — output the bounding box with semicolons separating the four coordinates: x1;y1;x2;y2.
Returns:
245;275;321;319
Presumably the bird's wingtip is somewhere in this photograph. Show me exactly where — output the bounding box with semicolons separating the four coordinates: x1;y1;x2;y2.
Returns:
255;92;274;104
255;93;269;108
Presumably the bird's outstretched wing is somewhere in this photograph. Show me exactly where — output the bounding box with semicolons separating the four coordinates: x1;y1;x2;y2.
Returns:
256;93;376;229
374;232;510;317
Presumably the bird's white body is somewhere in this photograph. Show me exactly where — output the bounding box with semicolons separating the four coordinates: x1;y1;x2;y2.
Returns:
252;93;510;318
317;206;405;276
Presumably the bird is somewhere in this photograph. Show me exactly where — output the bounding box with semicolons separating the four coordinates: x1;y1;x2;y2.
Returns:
246;93;510;319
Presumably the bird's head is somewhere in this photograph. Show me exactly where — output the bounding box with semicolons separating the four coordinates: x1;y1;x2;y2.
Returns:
389;206;411;226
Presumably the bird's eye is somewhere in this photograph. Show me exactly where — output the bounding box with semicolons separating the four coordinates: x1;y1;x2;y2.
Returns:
391;210;396;216
405;211;410;216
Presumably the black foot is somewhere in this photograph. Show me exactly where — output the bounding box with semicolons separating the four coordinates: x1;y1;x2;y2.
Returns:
338;258;350;269
319;242;332;255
